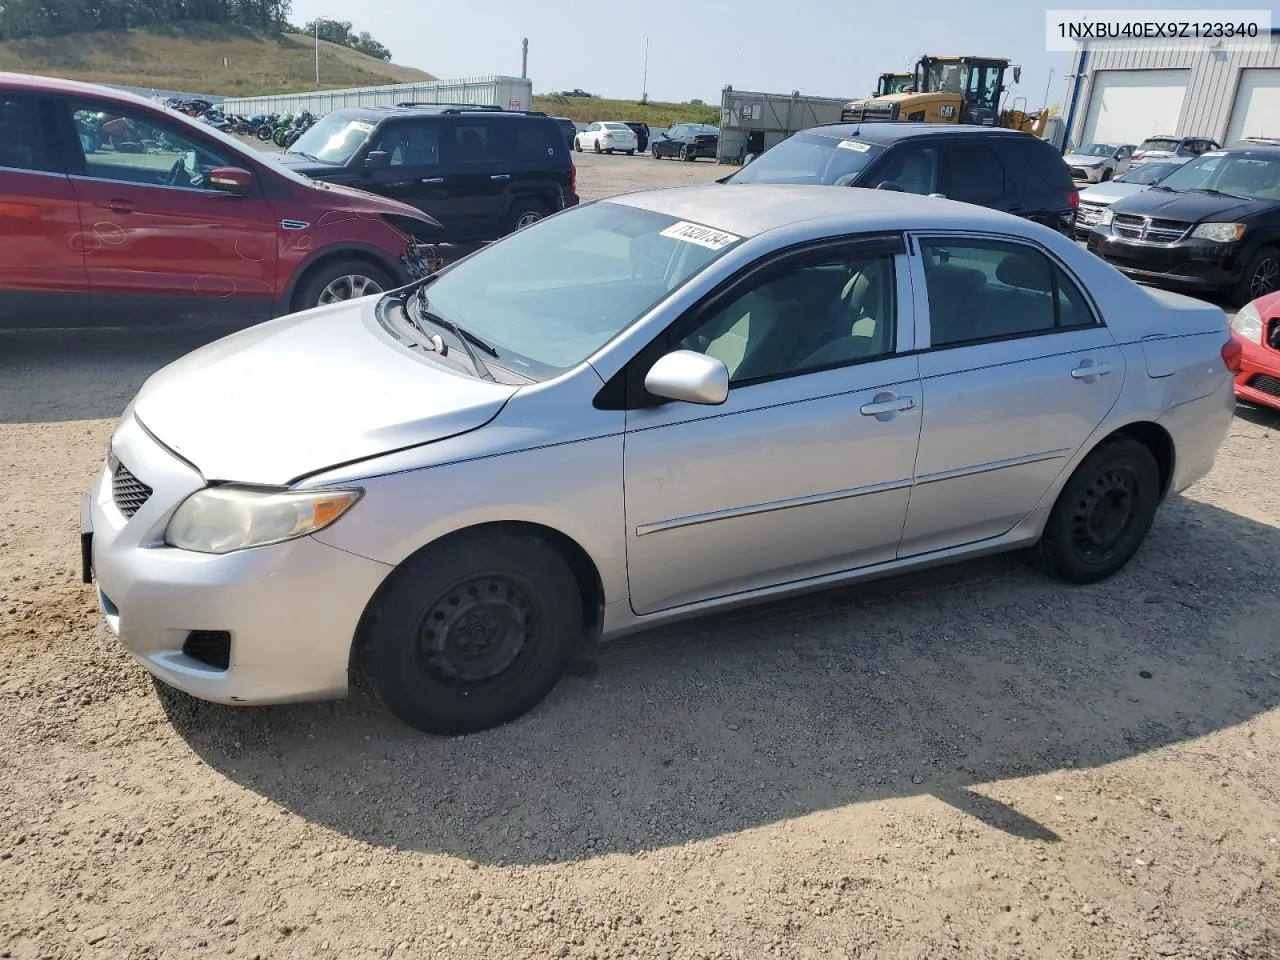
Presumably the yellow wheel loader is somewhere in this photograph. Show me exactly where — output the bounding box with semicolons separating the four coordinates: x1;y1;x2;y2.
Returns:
874;72;915;97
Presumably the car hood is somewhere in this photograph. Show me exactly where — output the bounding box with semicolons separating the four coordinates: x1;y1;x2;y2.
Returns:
132;301;517;485
1108;188;1272;223
1079;181;1148;205
1064;152;1107;165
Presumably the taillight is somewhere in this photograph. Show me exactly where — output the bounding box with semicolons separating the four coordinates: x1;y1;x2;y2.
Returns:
1222;338;1243;373
570;163;577;195
1066;189;1079;210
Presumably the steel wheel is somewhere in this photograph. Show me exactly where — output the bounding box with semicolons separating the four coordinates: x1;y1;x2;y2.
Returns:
514;209;543;229
1250;256;1280;300
416;574;534;688
317;274;383;305
1069;466;1140;564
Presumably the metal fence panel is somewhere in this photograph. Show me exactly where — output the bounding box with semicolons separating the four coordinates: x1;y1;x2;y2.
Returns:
219;76;532;116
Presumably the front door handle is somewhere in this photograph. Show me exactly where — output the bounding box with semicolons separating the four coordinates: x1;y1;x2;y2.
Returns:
99;198;134;214
489;174;511;181
421;177;444;184
1070;360;1113;380
860;393;916;418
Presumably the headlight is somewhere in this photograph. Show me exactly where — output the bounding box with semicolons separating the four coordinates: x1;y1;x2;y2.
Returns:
1098;207;1115;227
1190;223;1246;243
165;485;362;554
1231;301;1264;344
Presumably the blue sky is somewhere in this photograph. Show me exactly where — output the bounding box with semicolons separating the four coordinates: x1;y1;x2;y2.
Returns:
289;0;1261;109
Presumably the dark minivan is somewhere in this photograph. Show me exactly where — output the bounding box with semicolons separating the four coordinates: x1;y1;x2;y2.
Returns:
725;123;1079;233
276;106;579;242
1087;144;1280;306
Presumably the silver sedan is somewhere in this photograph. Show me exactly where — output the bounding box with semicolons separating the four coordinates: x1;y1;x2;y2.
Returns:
84;185;1237;734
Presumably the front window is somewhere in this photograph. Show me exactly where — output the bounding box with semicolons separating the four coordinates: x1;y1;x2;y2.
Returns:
725;132;885;186
415;203;745;379
288;114;375;165
924;60;965;94
1156;152;1280;202
1114;161;1179;184
1078;143;1116;157
67;99;230;188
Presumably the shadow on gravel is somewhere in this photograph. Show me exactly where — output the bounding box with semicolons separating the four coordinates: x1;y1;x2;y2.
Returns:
0;325;249;424
160;494;1280;864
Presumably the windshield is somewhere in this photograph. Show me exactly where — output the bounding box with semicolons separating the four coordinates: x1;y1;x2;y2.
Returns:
286;114;375;165
1077;143;1116;157
1115;161;1179;184
922;60;965;94
415;202;744;379
1156;152;1280;201
726;132;884;186
1138;138;1179;153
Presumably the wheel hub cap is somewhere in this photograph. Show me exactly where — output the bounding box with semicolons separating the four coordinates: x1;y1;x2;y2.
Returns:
419;577;531;685
318;274;382;305
1070;468;1138;561
1251;258;1279;299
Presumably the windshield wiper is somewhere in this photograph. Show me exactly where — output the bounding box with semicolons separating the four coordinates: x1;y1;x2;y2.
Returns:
412;286;497;381
285;150;321;162
1187;187;1250;200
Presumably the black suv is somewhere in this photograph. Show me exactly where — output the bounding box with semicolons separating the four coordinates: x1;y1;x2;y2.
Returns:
277;106;579;242
725;123;1079;233
1087;143;1280;306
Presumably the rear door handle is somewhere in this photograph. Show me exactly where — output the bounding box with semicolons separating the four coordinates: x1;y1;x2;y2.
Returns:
98;198;134;214
860;393;916;417
489;174;511;181
1070;361;1113;380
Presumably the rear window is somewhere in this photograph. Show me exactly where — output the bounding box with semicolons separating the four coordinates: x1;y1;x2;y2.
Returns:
1139;138;1179;152
727;132;886;186
604;123;630;131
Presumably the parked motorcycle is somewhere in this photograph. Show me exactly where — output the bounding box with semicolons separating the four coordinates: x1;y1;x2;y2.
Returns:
282;111;314;149
271;113;294;147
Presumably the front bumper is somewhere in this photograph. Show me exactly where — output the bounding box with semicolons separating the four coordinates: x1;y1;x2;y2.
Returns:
84;413;392;705
1070;165;1104;183
1234;333;1280;411
1087;231;1243;291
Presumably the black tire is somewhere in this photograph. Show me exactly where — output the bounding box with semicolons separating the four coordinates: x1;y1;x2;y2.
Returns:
1033;437;1161;584
682;145;695;162
1233;245;1280;307
626;149;635;156
505;199;548;234
1100;168;1112;181
362;530;584;735
574;138;582;152
652;146;661;159
293;257;394;312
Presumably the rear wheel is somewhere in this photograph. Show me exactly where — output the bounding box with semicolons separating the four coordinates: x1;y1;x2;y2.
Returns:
574;138;582;152
652;146;661;159
1033;437;1161;584
681;145;695;161
594;140;602;154
505;199;549;235
294;258;394;311
626;149;635;156
1234;245;1280;307
362;530;584;735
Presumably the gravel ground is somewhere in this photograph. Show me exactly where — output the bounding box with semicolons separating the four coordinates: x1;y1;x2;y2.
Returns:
2;153;1280;960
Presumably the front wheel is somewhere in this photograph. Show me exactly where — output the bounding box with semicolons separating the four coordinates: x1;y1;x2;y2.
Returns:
1234;245;1280;307
362;530;584;735
626;149;635;156
574;138;582;152
1100;168;1112;181
1033;437;1161;584
294;258;394;311
594;140;602;154
652;147;661;159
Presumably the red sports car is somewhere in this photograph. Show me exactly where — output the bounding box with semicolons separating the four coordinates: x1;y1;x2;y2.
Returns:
1231;290;1280;411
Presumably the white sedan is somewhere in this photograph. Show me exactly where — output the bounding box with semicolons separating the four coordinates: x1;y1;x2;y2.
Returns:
575;121;638;155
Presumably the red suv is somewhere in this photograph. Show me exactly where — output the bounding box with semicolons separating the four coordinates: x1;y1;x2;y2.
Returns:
0;73;442;329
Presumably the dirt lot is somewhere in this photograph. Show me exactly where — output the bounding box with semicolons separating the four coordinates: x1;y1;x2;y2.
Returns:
2;153;1280;960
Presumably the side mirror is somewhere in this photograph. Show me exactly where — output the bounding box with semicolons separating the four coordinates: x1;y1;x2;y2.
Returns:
644;350;729;406
364;150;391;170
743;153;756;165
875;181;903;191
1013;65;1022;84
207;166;253;196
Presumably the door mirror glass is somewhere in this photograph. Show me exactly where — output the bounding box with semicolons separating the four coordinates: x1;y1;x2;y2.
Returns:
645;350;729;405
743;153;756;166
1013;65;1022;84
207;166;253;195
365;150;391;170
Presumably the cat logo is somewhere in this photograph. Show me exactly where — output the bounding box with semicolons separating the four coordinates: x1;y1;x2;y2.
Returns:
938;105;956;119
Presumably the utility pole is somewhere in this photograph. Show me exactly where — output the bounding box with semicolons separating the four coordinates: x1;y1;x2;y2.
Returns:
521;37;528;79
314;19;321;86
1041;67;1054;112
642;37;649;102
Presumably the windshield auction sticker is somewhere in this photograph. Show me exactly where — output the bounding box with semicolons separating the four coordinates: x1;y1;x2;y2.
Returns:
837;140;871;152
1045;9;1270;50
659;221;742;251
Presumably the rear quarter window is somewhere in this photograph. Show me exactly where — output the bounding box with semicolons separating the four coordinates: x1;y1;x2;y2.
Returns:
1001;138;1074;193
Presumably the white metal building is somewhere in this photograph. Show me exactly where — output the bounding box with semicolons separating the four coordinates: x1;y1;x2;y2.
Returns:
219;76;531;117
1063;30;1280;149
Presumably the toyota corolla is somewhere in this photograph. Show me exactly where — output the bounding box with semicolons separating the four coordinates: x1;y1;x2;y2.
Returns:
83;185;1237;735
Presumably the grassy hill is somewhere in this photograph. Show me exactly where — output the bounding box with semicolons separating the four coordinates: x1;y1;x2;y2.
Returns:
533;94;719;129
0;23;434;96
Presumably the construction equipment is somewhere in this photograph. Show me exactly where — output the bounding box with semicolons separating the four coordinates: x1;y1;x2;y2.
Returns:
842;55;1048;135
874;72;915;97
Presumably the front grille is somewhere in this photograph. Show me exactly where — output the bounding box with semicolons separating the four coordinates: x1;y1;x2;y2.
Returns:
1070;167;1091;179
1078;202;1105;225
183;631;231;671
1113;214;1190;243
111;462;153;518
1268;319;1280;351
1250;374;1280;398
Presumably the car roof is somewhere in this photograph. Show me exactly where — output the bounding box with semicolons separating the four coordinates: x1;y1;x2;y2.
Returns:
800;122;1041;145
327;105;549;124
1218;144;1280;155
1;71;178;109
607;183;1031;239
